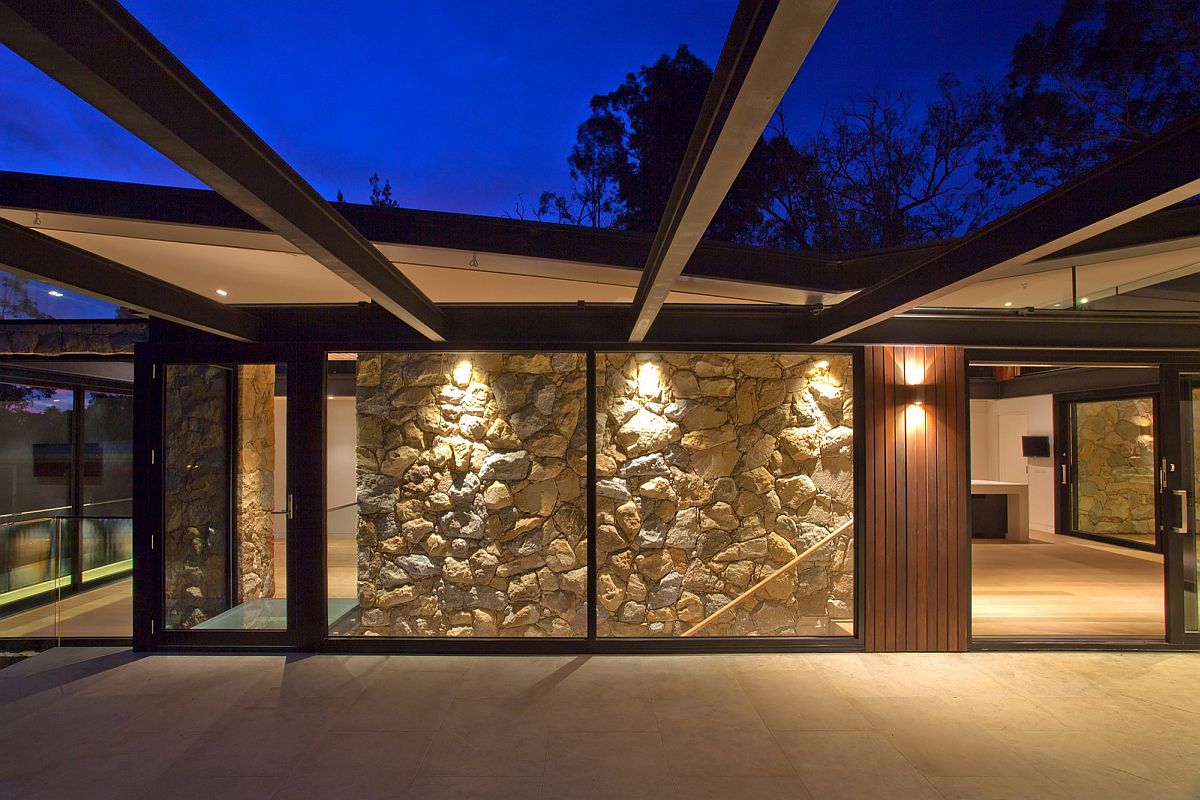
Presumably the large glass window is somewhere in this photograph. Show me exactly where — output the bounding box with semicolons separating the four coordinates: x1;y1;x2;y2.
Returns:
595;353;855;637
1068;395;1157;548
163;363;286;630
328;352;588;638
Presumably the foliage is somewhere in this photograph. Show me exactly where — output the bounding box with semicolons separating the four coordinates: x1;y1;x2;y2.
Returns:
0;272;52;321
368;172;399;208
991;0;1200;190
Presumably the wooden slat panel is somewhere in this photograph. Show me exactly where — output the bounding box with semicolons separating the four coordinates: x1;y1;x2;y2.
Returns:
863;345;968;652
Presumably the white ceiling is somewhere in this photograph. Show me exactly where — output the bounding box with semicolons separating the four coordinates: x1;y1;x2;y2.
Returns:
0;208;827;306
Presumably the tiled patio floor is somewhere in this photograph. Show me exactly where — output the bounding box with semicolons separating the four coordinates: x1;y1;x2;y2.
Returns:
1;647;1198;799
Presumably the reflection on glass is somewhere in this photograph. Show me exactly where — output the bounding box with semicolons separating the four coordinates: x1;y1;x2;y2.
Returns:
329;352;588;637
163;364;286;630
1070;396;1156;546
596;353;854;637
83;392;134;517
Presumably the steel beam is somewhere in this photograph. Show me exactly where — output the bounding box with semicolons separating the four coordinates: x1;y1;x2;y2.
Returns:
627;0;836;341
812;114;1200;343
0;217;262;341
0;0;445;340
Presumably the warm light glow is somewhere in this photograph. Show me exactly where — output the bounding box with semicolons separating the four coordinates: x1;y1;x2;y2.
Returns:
452;360;473;388
903;359;925;386
1079;297;1089;304
215;288;228;297
327;395;335;400
1003;301;1012;307
905;402;926;428
636;361;662;398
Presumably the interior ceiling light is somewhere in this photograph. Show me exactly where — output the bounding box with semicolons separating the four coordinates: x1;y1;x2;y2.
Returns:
47;290;63;297
1003;301;1012;307
215;288;229;296
1079;297;1089;304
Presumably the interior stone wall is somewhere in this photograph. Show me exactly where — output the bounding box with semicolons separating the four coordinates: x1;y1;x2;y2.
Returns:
354;352;587;637
163;365;229;629
1074;396;1155;535
596;353;854;637
235;364;276;601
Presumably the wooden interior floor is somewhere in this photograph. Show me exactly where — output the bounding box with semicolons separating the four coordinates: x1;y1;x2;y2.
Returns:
0;578;132;639
972;530;1165;638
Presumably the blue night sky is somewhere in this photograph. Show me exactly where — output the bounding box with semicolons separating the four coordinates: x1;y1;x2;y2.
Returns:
1;1;1055;214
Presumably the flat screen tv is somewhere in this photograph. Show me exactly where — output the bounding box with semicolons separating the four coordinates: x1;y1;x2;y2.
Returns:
1021;435;1051;457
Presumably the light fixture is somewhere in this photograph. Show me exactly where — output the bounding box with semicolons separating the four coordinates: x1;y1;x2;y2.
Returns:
452;360;473;388
1003;301;1012;307
1079;297;1089;304
215;288;228;297
327;395;335;400
47;290;63;297
636;361;662;399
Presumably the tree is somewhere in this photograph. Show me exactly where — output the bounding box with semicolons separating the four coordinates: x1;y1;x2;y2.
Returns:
808;76;999;251
0;272;51;320
544;45;772;242
994;0;1200;190
368;172;399;207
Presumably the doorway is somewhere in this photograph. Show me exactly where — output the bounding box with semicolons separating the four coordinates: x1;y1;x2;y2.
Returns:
968;364;1165;640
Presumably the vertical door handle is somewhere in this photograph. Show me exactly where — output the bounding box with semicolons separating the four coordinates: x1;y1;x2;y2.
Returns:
286;493;295;520
1060;464;1068;485
1172;489;1188;534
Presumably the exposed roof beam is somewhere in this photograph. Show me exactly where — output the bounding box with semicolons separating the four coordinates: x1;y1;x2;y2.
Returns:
0;217;261;341
0;0;445;340
840;309;1200;351
627;0;836;341
811;114;1200;343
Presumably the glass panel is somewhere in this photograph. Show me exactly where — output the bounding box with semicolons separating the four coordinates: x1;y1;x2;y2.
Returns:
329;352;588;637
596;353;854;637
1071;396;1156;546
82;391;134;517
0;384;73;635
1186;380;1200;633
163;363;287;630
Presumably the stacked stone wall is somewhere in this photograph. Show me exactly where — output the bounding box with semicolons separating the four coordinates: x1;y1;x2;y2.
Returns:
354;352;587;637
163;364;229;629
1074;396;1155;535
595;353;854;636
235;364;276;601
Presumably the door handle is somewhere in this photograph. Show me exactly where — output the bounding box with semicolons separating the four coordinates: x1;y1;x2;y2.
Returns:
286;493;295;520
1061;464;1068;485
1172;489;1188;534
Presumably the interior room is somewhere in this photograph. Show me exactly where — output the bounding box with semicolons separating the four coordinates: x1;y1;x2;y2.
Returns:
969;363;1165;638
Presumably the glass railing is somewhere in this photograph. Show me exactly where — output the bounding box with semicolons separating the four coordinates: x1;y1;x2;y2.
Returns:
0;513;133;640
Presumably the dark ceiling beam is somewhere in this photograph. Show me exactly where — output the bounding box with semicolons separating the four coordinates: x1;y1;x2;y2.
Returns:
840;310;1200;351
0;0;445;340
627;0;837;341
811;113;1200;343
0;218;261;341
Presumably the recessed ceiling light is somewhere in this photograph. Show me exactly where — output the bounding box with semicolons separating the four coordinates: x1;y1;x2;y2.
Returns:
327;395;335;400
1079;297;1089;304
1003;301;1012;307
47;290;63;297
215;288;228;297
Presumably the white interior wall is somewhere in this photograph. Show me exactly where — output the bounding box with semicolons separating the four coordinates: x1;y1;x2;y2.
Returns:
326;397;357;511
969;393;1056;532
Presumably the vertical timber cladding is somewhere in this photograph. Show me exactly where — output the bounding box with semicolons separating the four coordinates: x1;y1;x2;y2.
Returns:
864;346;969;652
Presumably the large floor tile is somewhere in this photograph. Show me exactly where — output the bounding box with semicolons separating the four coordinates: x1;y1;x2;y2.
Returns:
776;731;942;800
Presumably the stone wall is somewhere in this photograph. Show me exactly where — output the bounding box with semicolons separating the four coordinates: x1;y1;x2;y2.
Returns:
163;364;229;629
1074;396;1155;535
0;322;146;355
354;352;587;637
596;353;854;637
235;364;276;601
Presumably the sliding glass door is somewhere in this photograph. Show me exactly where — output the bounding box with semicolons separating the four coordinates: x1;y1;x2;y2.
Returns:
1162;369;1200;644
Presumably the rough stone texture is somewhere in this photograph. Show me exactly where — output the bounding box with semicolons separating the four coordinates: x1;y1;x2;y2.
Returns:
354;352;587;637
1074;396;1156;535
596;353;854;637
235;364;276;601
163;365;229;629
0;322;147;355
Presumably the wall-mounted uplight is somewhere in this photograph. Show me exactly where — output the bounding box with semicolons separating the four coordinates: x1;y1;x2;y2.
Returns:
47;290;64;297
452;360;473;388
215;288;229;297
636;361;662;399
